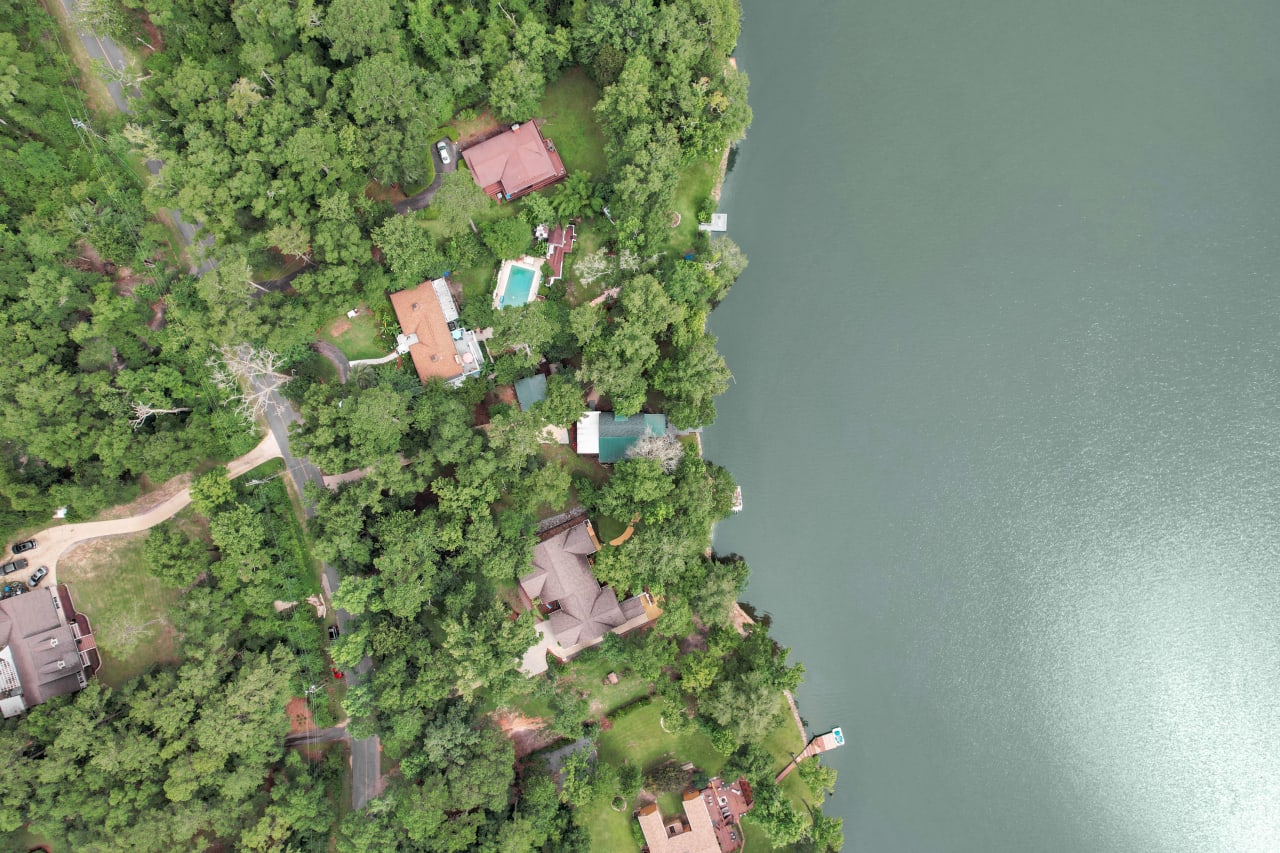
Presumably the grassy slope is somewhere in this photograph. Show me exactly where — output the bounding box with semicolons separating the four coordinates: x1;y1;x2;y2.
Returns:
536;68;609;178
666;155;721;252
581;692;816;851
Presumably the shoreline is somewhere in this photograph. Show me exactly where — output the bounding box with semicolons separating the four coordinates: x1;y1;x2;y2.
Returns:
732;602;808;744
706;53;814;759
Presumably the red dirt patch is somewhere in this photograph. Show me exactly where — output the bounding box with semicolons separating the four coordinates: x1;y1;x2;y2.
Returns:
286;697;316;736
364;180;408;204
454;110;502;147
286;697;325;761
327;317;353;337
492;710;558;759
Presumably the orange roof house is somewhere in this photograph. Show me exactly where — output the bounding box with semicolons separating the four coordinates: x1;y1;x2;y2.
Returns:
388;280;483;386
461;123;567;201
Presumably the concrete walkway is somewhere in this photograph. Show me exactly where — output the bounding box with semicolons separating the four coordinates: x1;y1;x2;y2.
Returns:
10;433;281;588
347;351;400;368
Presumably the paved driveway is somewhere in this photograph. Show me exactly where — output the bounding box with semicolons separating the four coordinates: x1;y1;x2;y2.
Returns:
392;138;459;214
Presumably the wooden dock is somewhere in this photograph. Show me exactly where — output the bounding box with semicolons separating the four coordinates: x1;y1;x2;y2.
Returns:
775;727;844;783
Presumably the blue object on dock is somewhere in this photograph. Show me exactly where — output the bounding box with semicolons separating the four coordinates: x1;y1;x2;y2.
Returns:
832;727;844;746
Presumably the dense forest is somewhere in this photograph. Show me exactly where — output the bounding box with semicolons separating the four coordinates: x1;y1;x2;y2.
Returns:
0;0;843;849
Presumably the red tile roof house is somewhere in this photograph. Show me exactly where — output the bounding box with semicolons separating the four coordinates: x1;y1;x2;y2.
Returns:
545;223;575;284
461;122;567;201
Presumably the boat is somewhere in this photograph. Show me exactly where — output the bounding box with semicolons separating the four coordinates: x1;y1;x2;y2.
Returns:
731;485;744;512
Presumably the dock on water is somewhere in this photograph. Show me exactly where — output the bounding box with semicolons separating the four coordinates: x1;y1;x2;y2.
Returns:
775;727;844;783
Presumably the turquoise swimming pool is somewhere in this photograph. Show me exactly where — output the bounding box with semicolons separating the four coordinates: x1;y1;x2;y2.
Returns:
500;265;536;307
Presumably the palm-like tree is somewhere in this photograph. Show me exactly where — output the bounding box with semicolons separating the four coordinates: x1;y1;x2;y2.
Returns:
553;171;602;220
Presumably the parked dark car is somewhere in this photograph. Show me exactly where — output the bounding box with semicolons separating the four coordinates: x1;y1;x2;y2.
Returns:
11;540;35;554
27;566;48;588
327;625;340;641
0;559;23;575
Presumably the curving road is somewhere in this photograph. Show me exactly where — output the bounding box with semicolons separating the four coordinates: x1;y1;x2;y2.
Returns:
52;0;213;272
6;434;281;588
51;2;382;810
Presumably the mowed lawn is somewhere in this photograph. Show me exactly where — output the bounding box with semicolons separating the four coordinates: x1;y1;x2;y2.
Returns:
537;68;608;178
317;306;389;360
57;532;182;686
666;154;722;252
586;694;818;851
598;703;727;782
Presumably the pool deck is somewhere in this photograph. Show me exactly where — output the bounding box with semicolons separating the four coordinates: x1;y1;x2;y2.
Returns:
493;256;544;309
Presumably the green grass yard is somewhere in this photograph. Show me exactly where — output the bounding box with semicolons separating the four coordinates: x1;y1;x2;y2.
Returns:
57;533;181;687
583;692;818;851
594;514;629;544
317;306;390;361
666;155;722;252
537;68;609;178
598;703;727;781
579;795;640;852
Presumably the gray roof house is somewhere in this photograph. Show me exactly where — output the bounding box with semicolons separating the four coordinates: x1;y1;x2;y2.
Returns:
519;520;647;648
0;585;98;717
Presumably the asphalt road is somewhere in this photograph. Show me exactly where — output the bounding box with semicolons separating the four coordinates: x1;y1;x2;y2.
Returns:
256;381;381;809
58;5;382;809
55;0;212;272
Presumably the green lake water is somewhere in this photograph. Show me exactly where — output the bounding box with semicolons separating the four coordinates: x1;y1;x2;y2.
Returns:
707;1;1280;850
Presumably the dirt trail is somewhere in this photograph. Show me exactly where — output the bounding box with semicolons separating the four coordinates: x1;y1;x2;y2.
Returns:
11;433;281;588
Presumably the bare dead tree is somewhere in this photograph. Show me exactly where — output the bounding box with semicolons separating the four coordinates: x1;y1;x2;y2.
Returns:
129;403;192;429
207;343;292;419
625;434;685;473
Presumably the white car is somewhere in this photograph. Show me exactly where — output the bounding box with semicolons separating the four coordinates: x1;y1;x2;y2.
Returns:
436;140;451;165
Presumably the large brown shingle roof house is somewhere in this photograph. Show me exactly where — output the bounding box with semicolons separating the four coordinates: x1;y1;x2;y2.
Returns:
461;122;567;201
0;584;99;718
637;792;721;853
389;279;484;387
519;520;647;648
638;778;754;853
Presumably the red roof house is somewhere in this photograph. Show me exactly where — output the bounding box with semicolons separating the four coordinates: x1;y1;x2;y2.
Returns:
546;223;575;283
461;123;567;201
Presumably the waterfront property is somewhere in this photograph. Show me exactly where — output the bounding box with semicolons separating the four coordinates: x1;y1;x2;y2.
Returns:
493;257;543;309
575;411;668;463
389;279;484;386
636;777;753;853
0;584;100;717
774;727;845;782
518;518;657;674
461;122;566;201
